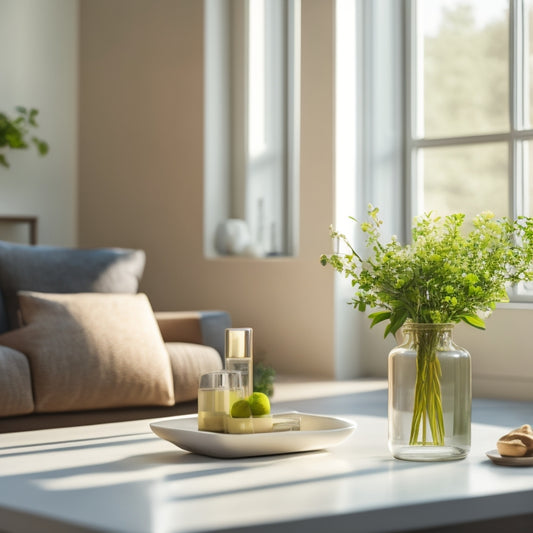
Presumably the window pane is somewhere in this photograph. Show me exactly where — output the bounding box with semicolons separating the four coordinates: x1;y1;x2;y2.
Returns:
526;0;533;128
419;0;509;138
249;0;267;157
421;143;508;219
528;141;533;216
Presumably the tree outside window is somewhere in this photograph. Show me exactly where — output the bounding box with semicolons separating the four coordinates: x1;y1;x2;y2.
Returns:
407;0;533;225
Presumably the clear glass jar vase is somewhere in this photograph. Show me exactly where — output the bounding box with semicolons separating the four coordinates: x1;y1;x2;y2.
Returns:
388;322;471;461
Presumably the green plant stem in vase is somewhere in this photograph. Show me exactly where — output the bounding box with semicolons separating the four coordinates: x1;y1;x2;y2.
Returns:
321;206;533;461
410;325;444;446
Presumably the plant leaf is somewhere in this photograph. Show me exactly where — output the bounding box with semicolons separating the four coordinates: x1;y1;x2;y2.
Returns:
32;138;49;155
368;310;391;328
28;109;39;127
384;310;408;338
459;314;486;330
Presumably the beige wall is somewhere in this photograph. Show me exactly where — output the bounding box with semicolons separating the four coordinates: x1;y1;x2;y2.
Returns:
79;0;337;377
0;0;78;246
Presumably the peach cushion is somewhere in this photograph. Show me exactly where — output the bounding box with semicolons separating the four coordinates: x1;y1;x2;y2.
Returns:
165;342;223;402
0;292;175;413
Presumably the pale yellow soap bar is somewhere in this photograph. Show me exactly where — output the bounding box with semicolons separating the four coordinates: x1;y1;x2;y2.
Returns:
272;415;301;432
225;414;301;434
225;415;273;434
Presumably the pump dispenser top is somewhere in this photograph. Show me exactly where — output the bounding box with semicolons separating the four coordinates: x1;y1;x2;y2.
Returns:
225;328;253;358
225;328;253;396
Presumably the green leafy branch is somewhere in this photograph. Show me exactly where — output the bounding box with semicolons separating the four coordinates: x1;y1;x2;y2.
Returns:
0;106;49;168
321;206;533;337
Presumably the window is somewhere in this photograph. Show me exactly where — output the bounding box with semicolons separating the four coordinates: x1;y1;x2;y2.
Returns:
406;0;533;300
204;0;300;258
337;0;533;383
246;0;299;256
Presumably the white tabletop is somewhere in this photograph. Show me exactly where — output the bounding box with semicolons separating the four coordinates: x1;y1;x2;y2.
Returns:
1;379;533;533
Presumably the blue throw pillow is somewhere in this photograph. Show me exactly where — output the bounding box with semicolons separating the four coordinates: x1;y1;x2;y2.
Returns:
0;241;146;332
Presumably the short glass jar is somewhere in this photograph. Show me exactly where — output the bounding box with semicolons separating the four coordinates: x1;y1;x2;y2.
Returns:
197;370;244;432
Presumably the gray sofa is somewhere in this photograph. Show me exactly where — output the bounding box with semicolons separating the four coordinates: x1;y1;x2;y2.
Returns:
0;241;230;433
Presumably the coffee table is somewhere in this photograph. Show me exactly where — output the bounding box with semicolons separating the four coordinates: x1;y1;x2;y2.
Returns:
1;379;533;532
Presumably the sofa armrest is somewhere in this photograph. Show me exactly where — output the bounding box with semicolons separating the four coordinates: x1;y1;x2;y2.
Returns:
154;310;231;358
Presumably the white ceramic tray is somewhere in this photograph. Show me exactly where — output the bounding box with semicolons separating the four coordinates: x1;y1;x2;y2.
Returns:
150;412;357;459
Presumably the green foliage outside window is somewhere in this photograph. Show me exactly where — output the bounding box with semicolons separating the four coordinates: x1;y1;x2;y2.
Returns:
424;3;508;138
420;3;512;219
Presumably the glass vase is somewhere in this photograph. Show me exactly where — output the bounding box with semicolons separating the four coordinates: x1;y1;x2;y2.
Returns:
388;322;471;461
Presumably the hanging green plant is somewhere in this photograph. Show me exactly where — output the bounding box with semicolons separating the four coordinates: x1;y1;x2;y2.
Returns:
0;106;49;168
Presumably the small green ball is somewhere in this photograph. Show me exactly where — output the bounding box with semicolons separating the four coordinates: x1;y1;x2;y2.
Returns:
231;399;252;418
248;392;271;416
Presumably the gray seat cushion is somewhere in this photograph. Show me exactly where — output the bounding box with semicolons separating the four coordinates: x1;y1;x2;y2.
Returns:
0;345;34;417
0;241;145;332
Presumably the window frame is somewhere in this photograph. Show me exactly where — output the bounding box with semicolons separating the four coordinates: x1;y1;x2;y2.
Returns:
404;0;533;302
245;0;300;257
203;0;300;259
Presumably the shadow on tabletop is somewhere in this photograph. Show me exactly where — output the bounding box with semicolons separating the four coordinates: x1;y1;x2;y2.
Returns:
270;381;533;428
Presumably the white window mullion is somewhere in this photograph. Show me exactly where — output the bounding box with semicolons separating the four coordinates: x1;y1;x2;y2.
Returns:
523;0;531;127
359;0;404;242
404;0;420;236
512;0;526;132
511;0;522;220
510;0;532;301
521;0;532;218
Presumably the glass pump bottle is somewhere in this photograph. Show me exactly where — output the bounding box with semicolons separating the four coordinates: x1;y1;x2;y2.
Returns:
225;328;253;397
